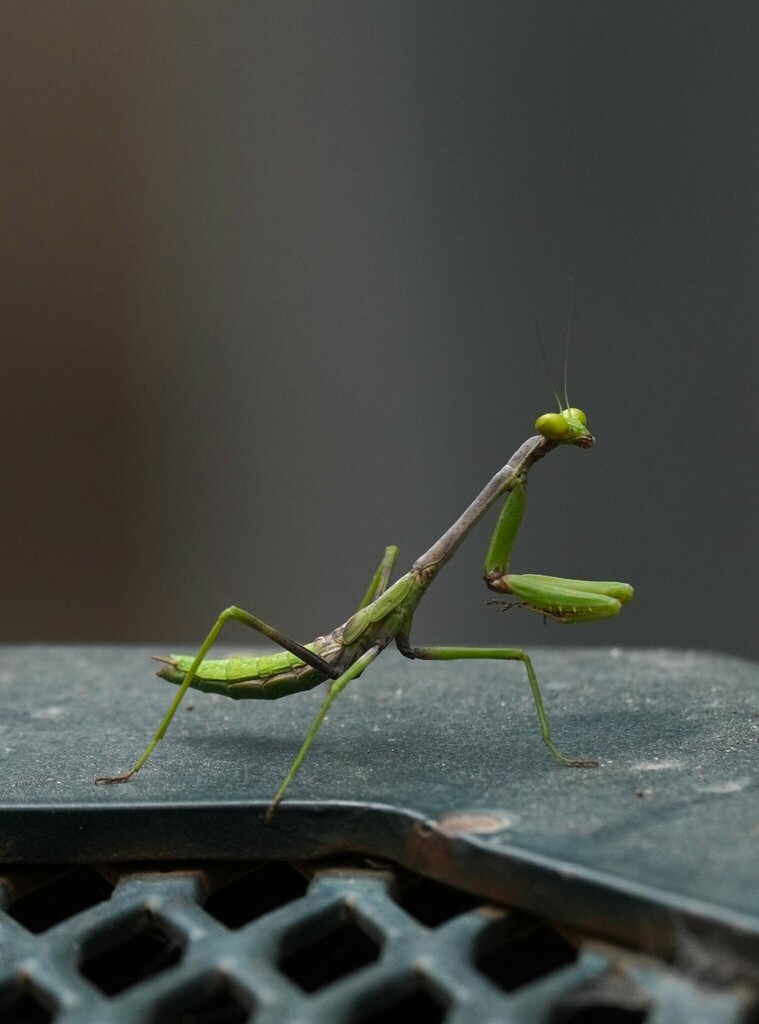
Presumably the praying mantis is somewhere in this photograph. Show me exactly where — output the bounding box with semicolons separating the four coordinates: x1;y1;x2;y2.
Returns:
96;405;633;819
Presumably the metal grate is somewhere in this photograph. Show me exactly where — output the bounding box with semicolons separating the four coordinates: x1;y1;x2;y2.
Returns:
0;861;754;1024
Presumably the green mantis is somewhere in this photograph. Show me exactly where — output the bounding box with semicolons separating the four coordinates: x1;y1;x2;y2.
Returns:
96;405;633;819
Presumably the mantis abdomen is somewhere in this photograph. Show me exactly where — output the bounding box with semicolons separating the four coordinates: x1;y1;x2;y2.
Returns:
155;646;329;700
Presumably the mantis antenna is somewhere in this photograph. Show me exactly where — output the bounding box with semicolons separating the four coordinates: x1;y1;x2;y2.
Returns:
531;314;563;413
563;275;575;410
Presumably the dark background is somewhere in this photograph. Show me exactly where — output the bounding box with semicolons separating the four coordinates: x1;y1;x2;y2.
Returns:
2;2;756;660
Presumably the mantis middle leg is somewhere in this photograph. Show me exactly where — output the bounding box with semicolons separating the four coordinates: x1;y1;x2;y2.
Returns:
396;629;598;768
358;546;399;608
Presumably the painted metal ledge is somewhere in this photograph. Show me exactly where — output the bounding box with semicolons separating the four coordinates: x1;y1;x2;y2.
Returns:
1;645;758;964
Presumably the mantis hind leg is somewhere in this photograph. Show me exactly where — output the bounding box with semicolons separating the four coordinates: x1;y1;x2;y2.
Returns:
396;635;597;768
266;645;382;820
357;545;399;609
95;606;340;785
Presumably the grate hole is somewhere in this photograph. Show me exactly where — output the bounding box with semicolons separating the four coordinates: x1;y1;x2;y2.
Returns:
80;917;184;996
351;984;447;1024
0;983;54;1024
8;866;113;933
279;919;381;993
152;974;253;1024
396;876;482;927
477;920;578;992
204;862;307;929
550;1007;648;1024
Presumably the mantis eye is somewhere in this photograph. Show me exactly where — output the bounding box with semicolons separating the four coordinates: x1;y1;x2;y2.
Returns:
535;413;570;439
565;407;587;425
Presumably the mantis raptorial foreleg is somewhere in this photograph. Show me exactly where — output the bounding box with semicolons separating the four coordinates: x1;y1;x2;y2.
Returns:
483;473;632;621
396;633;597;767
265;644;382;820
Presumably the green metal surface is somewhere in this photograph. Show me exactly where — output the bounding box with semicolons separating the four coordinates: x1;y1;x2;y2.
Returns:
1;645;758;974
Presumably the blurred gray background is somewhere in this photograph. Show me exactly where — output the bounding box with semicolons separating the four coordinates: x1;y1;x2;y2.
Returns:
1;1;757;660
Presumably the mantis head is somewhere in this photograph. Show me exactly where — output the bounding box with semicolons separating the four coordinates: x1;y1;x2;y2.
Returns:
535;407;594;448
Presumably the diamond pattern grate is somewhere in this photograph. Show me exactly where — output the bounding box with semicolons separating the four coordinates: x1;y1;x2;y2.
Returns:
0;861;754;1024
